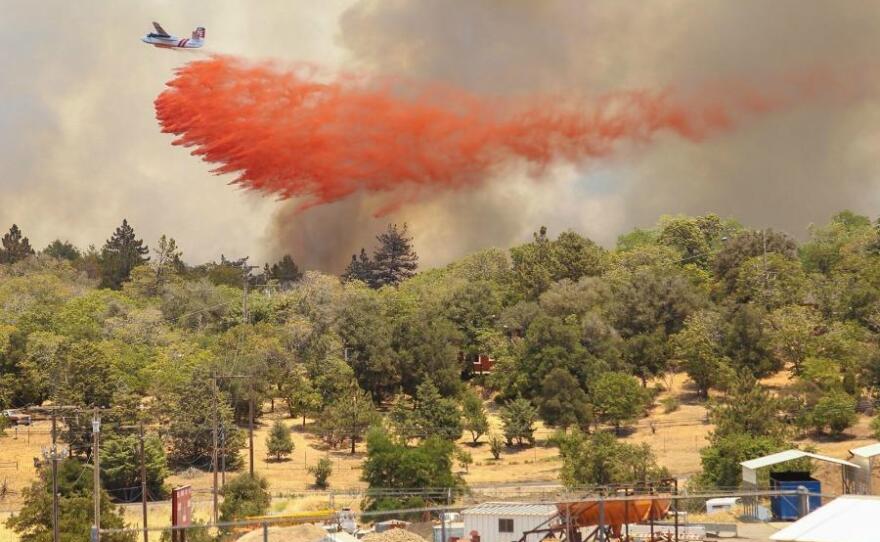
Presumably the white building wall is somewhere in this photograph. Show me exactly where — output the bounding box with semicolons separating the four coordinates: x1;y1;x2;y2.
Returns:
462;512;556;542
849;457;871;495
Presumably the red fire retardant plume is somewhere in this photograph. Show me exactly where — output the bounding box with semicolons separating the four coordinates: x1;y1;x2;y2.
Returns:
155;56;820;210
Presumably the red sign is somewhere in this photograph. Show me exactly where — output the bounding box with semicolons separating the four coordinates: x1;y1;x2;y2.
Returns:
171;485;192;528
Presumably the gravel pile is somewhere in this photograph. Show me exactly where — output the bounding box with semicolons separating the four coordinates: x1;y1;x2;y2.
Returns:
363;528;428;542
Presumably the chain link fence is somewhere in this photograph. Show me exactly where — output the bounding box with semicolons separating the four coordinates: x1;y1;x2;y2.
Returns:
94;487;830;542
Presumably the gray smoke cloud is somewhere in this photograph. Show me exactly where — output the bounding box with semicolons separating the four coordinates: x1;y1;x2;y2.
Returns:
269;0;880;271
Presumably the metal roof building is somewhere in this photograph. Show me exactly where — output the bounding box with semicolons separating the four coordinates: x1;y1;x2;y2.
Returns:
462;503;559;516
848;443;880;494
462;503;558;542
740;450;858;486
770;495;880;542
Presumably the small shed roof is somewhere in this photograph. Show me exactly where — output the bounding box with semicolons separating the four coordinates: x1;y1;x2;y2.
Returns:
740;449;858;470
770;495;880;542
849;442;880;459
462;503;557;517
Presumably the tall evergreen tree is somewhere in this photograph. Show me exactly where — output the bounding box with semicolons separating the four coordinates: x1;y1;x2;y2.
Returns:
0;224;35;264
101;433;169;501
413;380;463;441
99;219;149;289
265;420;294;461
270;254;303;286
342;248;374;285
372;223;418;287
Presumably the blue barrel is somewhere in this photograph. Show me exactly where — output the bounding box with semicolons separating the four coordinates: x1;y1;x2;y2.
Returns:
769;472;821;520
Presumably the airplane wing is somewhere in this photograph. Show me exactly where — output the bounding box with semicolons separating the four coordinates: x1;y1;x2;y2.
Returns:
152;21;171;37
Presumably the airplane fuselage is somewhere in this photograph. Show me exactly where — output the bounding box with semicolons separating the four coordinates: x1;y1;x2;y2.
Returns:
141;34;203;49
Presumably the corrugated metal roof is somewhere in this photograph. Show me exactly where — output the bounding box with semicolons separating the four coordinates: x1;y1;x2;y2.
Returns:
770;495;880;542
740;449;858;470
849;442;880;458
462;503;557;517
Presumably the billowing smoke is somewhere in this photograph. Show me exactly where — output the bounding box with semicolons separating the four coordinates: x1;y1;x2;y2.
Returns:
155;45;862;269
313;0;880;269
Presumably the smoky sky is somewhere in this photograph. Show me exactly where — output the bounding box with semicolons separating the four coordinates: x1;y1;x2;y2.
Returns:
4;1;880;271
269;0;880;271
0;0;349;266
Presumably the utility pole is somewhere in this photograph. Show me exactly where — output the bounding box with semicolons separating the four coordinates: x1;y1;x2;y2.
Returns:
241;262;257;325
220;427;226;488
242;268;250;325
210;370;248;519
211;374;219;526
248;388;255;477
762;228;769;302
242;263;257;478
139;422;148;542
51;411;60;542
92;409;101;542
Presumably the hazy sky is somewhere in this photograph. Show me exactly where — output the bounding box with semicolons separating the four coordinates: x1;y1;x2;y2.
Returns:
1;1;352;266
4;1;880;270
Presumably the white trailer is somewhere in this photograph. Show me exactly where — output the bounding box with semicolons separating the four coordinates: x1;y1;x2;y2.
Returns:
462;503;557;542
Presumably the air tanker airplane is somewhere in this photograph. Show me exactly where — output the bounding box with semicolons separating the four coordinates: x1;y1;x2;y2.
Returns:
142;22;205;49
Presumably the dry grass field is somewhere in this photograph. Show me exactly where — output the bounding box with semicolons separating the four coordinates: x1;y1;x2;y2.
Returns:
1;371;879;541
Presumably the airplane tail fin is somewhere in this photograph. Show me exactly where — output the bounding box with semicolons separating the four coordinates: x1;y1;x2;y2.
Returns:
192;27;205;40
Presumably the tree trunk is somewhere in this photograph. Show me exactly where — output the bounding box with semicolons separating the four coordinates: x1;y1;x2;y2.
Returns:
351;437;356;454
302;415;306;429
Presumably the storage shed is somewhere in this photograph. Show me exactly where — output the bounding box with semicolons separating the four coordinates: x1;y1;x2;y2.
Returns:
739;450;860;519
848;442;880;494
461;503;557;542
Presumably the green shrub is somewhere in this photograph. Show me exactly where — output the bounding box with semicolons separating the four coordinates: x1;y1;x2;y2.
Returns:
661;396;680;414
488;433;503;460
220;474;270;522
809;391;857;437
308;457;333;489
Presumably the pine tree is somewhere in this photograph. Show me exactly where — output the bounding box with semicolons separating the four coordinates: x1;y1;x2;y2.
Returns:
152;235;183;282
413;380;462;441
99;219;149;289
270;254;303;286
43;239;81;261
316;381;378;453
342;248;374;285
500;396;538;447
101;433;169;501
266;420;294;461
0;224;35;264
371;224;418;287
